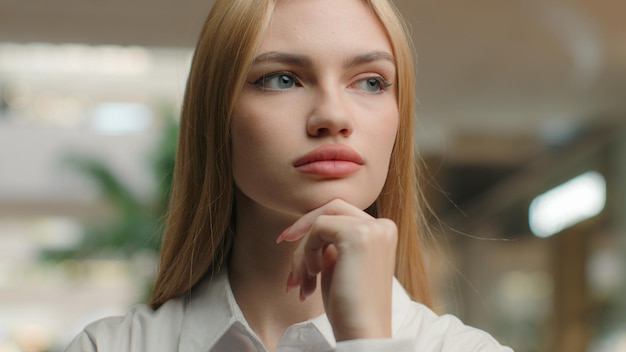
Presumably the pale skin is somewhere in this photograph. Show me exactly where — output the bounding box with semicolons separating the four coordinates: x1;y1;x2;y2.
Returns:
228;0;400;350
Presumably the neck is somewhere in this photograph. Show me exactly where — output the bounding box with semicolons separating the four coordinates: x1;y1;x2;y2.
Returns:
228;191;324;351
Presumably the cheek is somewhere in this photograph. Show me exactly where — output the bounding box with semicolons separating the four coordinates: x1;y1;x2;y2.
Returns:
375;105;399;158
230;101;296;186
385;111;399;144
360;94;398;140
373;107;399;180
231;99;274;158
231;115;269;180
232;116;268;155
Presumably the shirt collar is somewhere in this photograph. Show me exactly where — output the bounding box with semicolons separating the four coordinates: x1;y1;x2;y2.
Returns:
178;271;243;351
178;270;413;351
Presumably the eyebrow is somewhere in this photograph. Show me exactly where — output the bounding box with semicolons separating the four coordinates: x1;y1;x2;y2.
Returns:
344;51;396;68
251;51;396;68
251;52;312;66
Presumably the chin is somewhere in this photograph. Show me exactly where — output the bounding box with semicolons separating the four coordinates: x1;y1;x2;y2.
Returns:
297;191;379;213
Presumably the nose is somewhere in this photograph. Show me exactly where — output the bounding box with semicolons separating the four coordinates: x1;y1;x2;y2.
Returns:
306;88;353;138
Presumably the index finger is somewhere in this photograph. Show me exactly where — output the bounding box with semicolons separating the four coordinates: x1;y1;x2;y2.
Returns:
276;198;374;243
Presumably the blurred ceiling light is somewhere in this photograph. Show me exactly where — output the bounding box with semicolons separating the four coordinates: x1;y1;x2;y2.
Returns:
0;43;151;76
529;171;606;238
89;102;152;134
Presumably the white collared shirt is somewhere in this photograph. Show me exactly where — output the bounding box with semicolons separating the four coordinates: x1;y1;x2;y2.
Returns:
66;271;514;351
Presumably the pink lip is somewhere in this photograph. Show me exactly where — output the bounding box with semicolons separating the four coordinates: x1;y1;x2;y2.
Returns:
293;144;364;177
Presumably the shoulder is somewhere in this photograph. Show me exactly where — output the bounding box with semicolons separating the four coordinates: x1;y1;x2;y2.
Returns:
66;299;186;352
391;281;513;351
398;301;512;351
65;272;233;352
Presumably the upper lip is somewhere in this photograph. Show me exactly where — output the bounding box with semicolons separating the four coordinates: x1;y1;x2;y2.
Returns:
293;144;364;167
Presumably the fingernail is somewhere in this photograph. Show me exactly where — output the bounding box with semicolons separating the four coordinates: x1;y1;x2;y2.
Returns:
299;288;306;302
276;226;292;244
290;268;300;285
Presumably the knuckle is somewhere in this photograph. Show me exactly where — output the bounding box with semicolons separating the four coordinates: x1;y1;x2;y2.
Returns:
353;221;372;235
328;198;342;206
352;225;372;245
376;218;398;243
326;198;345;214
310;214;330;232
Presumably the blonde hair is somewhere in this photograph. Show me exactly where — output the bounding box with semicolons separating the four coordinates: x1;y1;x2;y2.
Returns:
149;0;432;308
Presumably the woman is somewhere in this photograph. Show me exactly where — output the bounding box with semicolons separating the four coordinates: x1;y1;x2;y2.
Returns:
67;0;514;351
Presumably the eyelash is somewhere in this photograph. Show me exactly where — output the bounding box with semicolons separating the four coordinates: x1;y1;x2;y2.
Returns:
248;71;299;91
358;76;393;92
247;72;393;93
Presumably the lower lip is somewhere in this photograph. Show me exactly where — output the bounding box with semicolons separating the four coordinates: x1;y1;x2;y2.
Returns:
296;161;362;177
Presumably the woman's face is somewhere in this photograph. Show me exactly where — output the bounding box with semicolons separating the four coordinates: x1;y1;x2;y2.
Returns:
231;0;399;217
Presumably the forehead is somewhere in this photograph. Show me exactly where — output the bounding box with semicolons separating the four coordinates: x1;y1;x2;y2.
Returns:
257;0;393;58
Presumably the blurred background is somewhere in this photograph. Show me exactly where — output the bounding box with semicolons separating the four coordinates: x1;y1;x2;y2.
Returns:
0;0;624;351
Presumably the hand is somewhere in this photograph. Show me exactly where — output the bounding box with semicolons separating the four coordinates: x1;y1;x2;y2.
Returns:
277;199;398;341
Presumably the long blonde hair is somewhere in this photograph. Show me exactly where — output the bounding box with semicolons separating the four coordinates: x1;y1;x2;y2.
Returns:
149;0;432;308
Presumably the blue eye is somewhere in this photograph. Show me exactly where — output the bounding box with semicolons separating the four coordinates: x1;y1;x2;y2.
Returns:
355;77;391;93
250;72;297;90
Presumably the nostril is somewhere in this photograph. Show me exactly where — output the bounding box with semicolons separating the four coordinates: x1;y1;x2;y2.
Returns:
306;109;354;137
339;127;351;136
315;127;330;137
308;126;352;138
